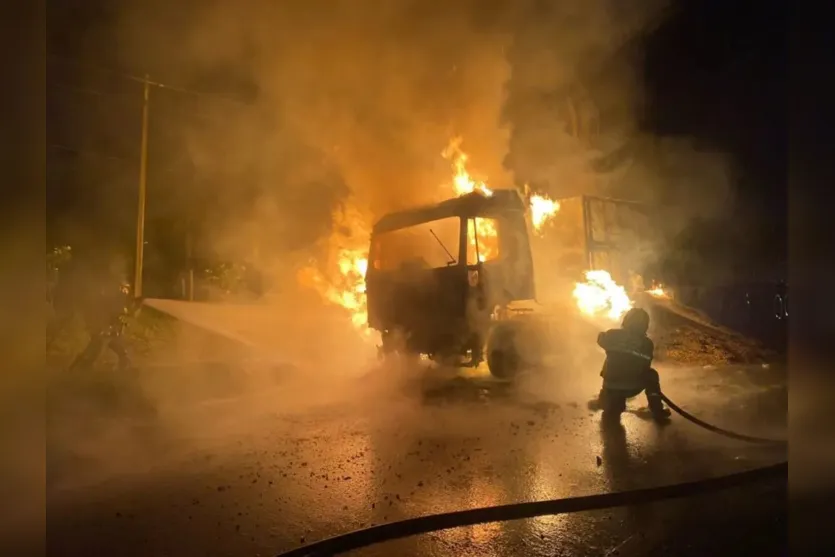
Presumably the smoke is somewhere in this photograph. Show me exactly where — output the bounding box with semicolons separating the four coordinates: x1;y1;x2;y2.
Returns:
501;0;734;288
504;1;661;198
78;0;735;293
100;0;524;273
50;0;741;288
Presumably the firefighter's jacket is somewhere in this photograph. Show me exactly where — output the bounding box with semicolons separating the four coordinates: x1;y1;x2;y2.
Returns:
597;328;654;391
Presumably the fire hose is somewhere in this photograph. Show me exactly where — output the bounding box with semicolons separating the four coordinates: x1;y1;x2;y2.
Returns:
274;394;787;557
659;392;786;445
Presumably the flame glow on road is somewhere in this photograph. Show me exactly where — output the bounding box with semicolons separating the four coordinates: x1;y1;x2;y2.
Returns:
573;270;633;322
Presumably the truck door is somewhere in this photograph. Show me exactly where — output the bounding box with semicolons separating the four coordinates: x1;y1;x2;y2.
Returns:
498;210;536;301
466;211;535;306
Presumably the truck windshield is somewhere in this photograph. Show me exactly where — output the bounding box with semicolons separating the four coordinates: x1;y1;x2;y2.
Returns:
371;217;460;271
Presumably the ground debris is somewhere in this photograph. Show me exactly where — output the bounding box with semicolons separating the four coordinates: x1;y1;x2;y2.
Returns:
649;301;772;366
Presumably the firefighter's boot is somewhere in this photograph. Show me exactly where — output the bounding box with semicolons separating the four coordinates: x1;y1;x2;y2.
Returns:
600;389;627;422
647;393;671;421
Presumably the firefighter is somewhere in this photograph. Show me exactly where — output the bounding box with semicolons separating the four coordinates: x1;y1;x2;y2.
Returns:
593;307;671;421
66;256;135;372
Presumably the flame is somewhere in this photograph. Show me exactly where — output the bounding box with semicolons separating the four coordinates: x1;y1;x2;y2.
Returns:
441;139;559;254
443;138;500;261
297;203;371;332
646;283;669;298
299;249;369;331
469;217;499;262
529;192;560;232
332;250;369;327
573;270;633;322
442;137;493;197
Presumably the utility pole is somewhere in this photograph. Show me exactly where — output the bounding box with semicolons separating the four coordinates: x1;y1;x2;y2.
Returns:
134;74;150;299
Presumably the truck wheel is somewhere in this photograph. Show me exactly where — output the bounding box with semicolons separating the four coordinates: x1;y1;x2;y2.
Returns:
486;323;521;379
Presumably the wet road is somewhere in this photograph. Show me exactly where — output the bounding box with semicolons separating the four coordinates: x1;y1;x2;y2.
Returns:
44;361;787;557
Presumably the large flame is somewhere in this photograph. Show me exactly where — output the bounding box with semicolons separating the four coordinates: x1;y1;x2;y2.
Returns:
330;249;369;328
297;204;371;331
573;270;633;322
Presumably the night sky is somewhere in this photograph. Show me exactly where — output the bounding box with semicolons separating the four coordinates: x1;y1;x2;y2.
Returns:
644;0;785;219
47;0;787;281
642;0;786;280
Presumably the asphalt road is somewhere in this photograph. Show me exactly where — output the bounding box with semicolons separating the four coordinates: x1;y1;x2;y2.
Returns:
43;360;787;557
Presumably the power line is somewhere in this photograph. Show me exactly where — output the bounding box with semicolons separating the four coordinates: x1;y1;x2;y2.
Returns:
47;53;252;107
48;79;248;125
48;78;239;144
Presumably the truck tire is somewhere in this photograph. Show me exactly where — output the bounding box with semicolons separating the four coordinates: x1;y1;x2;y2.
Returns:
486;322;522;379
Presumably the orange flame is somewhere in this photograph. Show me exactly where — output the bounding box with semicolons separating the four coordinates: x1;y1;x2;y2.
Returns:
468;218;499;263
442;137;493;197
297;203;371;332
529;192;560;233
573;270;633;322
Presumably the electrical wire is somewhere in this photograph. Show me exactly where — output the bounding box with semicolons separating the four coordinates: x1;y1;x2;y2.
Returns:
47;53;250;106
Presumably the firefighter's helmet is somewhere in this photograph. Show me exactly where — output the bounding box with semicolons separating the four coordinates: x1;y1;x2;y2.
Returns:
621;307;650;335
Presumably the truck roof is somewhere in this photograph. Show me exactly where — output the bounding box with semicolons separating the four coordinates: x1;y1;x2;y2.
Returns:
372;189;527;234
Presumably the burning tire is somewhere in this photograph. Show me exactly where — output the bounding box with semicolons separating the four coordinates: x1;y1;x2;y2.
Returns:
486;322;523;379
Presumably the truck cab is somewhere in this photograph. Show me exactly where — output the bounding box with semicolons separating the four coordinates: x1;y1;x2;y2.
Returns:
365;189;535;375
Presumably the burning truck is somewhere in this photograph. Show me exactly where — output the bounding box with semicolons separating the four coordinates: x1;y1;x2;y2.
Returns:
363;188;659;377
301;139;672;375
366;188;536;377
